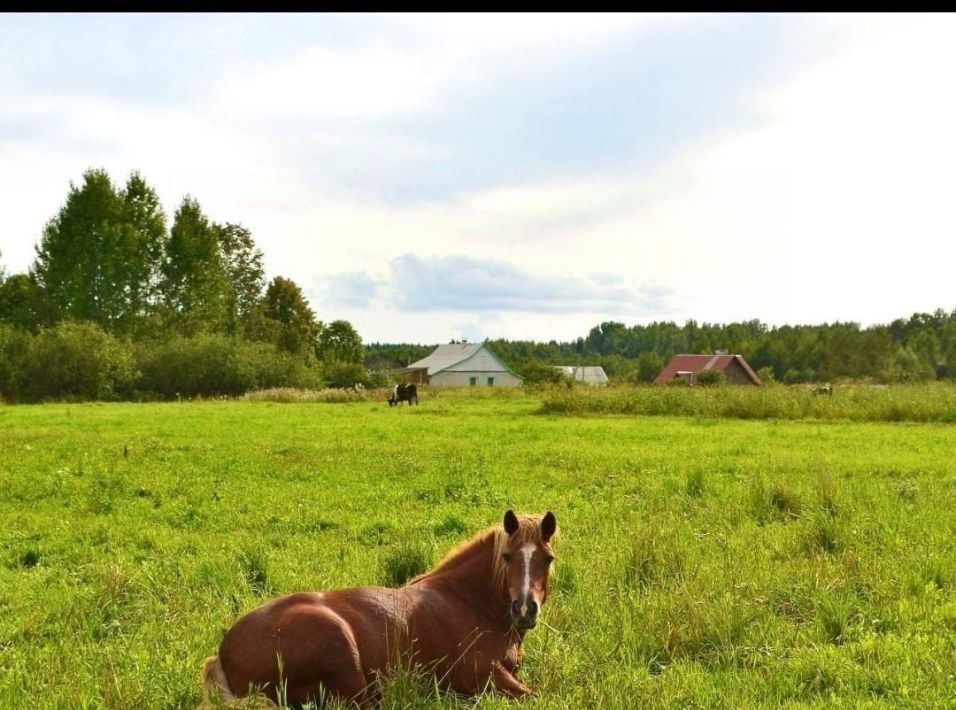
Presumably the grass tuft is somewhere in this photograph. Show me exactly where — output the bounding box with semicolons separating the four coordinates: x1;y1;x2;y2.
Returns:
238;549;271;596
382;543;432;587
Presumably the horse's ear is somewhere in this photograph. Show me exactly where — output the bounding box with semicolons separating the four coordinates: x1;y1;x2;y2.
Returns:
541;511;557;542
503;509;519;536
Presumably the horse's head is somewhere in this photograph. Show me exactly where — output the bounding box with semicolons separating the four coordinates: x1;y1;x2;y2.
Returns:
500;509;557;631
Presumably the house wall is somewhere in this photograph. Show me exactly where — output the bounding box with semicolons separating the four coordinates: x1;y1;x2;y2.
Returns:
721;360;756;385
430;371;523;387
399;369;428;385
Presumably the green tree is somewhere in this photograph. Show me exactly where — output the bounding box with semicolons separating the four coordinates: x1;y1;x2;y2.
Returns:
0;273;51;331
909;330;941;374
32;169;124;327
31;169;166;334
215;222;265;335
261;276;320;357
883;345;935;382
937;322;956;379
118;172;167;332
316;319;363;365
160;197;230;335
635;351;664;383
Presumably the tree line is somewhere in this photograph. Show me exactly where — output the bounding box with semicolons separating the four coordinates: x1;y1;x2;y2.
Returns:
3;168;954;401
0;168;368;401
368;311;956;385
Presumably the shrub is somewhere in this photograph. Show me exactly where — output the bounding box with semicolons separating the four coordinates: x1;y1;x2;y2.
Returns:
521;359;569;386
366;367;395;389
635;351;664;383
323;360;370;389
20;321;136;402
0;324;31;400
136;335;322;398
783;369;809;384
696;369;727;386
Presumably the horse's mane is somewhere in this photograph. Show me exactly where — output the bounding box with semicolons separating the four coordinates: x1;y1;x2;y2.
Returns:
407;514;557;594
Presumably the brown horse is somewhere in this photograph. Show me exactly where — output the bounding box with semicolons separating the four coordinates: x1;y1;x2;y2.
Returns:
200;510;558;708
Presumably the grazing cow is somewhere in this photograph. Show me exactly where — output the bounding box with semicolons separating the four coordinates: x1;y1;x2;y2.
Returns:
813;384;833;396
388;383;419;406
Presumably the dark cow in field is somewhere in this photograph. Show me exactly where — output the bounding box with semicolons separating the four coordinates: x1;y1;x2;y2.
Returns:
388;383;419;406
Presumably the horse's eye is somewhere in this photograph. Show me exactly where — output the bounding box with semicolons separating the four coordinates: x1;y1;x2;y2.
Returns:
544;555;555;564
502;553;512;563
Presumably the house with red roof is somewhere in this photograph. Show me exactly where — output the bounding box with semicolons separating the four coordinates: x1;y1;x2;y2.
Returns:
654;351;762;386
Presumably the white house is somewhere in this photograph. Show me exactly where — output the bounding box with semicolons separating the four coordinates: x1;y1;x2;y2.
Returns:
399;342;524;387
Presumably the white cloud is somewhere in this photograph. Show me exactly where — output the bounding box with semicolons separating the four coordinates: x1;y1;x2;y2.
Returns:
3;14;956;345
323;253;672;316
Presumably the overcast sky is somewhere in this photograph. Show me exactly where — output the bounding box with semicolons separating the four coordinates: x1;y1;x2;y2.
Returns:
2;13;954;343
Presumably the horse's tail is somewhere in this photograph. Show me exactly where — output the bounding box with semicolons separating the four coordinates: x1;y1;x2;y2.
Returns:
200;655;235;707
199;655;279;709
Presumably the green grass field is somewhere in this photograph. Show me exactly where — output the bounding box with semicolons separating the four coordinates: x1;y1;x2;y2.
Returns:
1;391;954;708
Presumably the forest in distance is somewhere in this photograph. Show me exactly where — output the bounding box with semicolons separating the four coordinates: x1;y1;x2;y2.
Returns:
1;168;955;402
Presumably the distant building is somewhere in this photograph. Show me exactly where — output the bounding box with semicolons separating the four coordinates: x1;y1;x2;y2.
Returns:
396;341;524;387
654;351;762;386
554;365;609;386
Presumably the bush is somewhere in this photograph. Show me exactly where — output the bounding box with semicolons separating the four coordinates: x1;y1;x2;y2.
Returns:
0;325;31;400
521;359;569;386
136;335;322;398
783;369;809;384
635;351;664;383
696;369;726;386
366;367;395;389
323;360;370;389
19;321;136;402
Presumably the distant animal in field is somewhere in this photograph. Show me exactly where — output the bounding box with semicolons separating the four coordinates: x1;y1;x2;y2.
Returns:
388;383;418;406
813;384;833;396
200;510;558;708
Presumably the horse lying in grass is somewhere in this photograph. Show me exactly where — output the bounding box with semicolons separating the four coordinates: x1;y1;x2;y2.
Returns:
201;510;558;708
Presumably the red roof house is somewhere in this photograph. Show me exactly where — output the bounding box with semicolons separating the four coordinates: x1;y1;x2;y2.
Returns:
654;352;762;386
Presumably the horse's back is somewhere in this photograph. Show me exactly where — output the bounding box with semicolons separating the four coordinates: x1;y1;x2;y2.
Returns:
218;588;404;705
219;592;365;704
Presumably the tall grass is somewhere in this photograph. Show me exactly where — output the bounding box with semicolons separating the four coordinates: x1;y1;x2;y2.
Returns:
540;382;956;422
242;387;388;403
1;397;953;707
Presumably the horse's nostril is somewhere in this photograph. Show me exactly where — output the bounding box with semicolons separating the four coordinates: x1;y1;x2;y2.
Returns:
528;600;538;616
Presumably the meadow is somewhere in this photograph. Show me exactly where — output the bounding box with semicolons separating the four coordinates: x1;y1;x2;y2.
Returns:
1;389;954;708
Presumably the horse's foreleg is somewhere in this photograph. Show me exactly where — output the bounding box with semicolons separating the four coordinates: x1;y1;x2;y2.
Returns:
490;661;531;698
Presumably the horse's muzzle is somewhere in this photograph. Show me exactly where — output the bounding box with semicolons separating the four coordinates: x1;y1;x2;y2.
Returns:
511;598;538;630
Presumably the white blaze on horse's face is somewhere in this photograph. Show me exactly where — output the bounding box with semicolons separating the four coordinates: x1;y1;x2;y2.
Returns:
519;544;536;617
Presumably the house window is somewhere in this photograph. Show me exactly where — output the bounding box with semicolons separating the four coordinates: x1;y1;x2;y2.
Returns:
487;377;495;386
469;377;477;386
